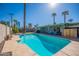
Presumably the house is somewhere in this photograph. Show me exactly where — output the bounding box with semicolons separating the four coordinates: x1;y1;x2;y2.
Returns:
63;25;79;38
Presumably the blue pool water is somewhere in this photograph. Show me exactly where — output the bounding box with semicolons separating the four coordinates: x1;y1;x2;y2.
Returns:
18;33;71;56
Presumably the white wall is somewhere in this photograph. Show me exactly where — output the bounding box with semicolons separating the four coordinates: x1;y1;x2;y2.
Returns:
0;24;10;43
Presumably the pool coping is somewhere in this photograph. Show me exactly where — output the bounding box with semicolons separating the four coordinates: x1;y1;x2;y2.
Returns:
2;33;79;56
34;33;79;42
2;35;38;56
18;33;72;56
54;40;79;56
24;33;79;56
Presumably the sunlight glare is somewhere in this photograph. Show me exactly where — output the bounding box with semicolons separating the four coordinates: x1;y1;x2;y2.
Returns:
49;3;57;8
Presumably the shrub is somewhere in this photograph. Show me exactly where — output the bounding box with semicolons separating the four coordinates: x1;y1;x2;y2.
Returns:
12;26;19;33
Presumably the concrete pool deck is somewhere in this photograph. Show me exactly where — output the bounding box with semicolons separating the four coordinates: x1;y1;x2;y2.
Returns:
55;41;79;56
2;35;38;56
1;35;79;56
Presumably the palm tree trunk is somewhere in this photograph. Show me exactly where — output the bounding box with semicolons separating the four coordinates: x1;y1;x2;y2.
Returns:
9;16;12;38
14;23;16;31
64;15;66;27
24;3;26;33
9;13;13;38
53;16;56;25
53;16;56;32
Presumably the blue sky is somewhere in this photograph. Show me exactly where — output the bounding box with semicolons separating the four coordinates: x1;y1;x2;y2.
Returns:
0;3;79;27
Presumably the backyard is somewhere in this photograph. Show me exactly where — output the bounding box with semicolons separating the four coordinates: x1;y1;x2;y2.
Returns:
0;3;79;56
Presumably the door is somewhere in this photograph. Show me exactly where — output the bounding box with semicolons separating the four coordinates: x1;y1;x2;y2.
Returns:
77;28;79;37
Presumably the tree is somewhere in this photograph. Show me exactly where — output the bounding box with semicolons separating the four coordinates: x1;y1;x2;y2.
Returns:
34;24;38;30
24;3;26;33
12;26;19;33
52;13;57;32
0;20;9;26
12;19;20;33
68;19;73;23
9;13;14;38
52;13;56;25
13;19;17;28
28;23;33;32
17;21;20;29
34;24;40;32
62;10;69;27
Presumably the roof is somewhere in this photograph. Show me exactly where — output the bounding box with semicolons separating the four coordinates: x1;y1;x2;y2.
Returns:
65;25;79;29
68;25;79;28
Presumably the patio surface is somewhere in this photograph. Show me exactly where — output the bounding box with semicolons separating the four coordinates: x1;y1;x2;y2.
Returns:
2;35;38;56
55;41;79;56
1;35;79;56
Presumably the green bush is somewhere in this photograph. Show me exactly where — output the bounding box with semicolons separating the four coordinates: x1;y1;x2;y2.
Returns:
12;26;19;33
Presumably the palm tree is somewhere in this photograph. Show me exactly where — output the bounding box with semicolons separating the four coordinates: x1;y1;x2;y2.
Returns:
52;13;57;32
13;19;20;33
9;13;14;27
13;19;17;28
17;21;20;29
52;13;56;25
68;19;73;23
34;24;38;29
13;19;20;29
62;10;69;27
24;3;26;33
9;13;14;38
28;23;32;31
34;24;39;32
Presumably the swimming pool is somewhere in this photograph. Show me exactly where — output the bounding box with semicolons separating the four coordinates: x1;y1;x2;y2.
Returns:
18;33;71;56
